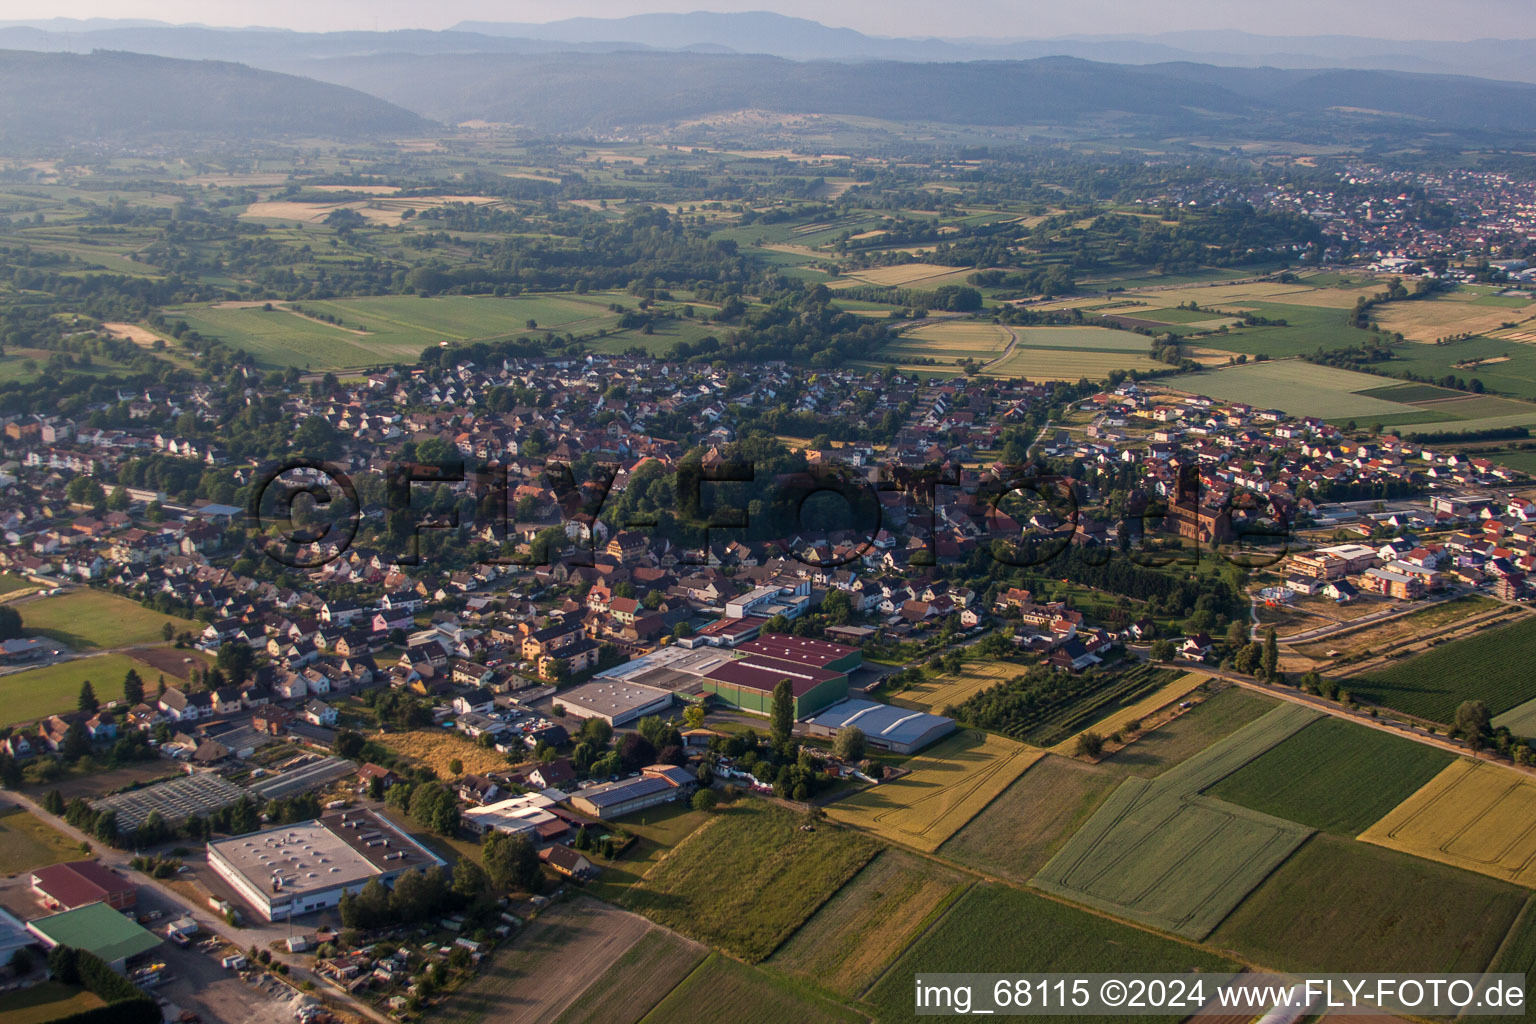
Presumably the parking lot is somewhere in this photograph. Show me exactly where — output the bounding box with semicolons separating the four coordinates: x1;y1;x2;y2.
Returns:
156;937;321;1024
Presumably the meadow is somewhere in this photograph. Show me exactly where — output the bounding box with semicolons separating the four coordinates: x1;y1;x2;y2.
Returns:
0;652;173;728
1165;359;1431;419
0;981;104;1024
824;729;1040;852
0;805;80;874
373;728;517;779
1346;615;1536;722
864;883;1235;1024
1209;833;1526;973
169;293;627;369
769;850;968;998
552;930;706;1024
584;803;710;904
18;589;196;649
638;955;863;1024
983;345;1162;380
622;802;879;961
1205;716;1454;834
938;755;1119;883
1032;704;1319;939
1492;695;1536;738
882;321;1011;363
1099;687;1278;778
1360;758;1536;887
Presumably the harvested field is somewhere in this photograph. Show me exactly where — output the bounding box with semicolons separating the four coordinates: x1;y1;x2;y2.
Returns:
832;263;976;289
639;954;862;1024
1205;716;1454;834
1099;686;1278;777
770;849;968;998
622;802;879;961
1048;672;1210;756
1345;614;1536;722
825;729;1040;852
373;729;516;779
433;899;664;1024
552;928;707;1024
865;883;1235;1024
983;345;1162;381
884;321;1011;362
1360;758;1536;887
1032;704;1320;939
890;660;1017;713
99;322;163;346
938;754;1119;882
1374;294;1536;343
1209;833;1526;973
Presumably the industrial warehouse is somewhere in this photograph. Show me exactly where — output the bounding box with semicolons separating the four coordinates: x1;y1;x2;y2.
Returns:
803;699;957;755
587;634;865;719
206;809;443;922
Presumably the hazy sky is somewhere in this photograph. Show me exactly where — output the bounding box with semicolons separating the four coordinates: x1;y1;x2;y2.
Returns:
1;0;1531;40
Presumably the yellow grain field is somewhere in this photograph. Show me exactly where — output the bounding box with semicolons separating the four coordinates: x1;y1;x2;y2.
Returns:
374;729;515;778
1359;758;1536;887
1048;672;1210;756
1375;297;1536;343
833;263;977;289
891;660;1018;714
827;729;1042;852
886;321;1012;361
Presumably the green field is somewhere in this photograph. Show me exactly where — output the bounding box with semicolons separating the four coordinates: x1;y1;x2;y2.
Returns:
938;755;1119;883
1348;616;1536;723
639;955;862;1024
1493;695;1536;739
0;981;104;1024
1205;717;1454;834
18;589;196;649
769;850;968;998
1032;704;1319;939
170;293;628;369
622;803;880;962
864;883;1234;1024
585;804;711;903
1100;687;1278;777
553;930;706;1024
0;652;170;728
1490;898;1536;980
1209;834;1526;973
0;805;81;874
1166;359;1432;419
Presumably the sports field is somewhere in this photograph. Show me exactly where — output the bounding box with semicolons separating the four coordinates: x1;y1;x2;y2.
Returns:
0;652;173;728
0;805;80;874
1210;833;1526;973
1205;717;1454;834
1048;672;1210;756
938;755;1119;882
825;729;1041;852
1347;615;1536;722
18;589;196;649
864;883;1235;1024
639;955;862;1024
1032;704;1319;939
622;802;879;961
1360;758;1536;887
769;850;968;998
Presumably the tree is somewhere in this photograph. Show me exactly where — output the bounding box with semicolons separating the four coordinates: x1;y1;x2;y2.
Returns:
617;732;656;771
77;680;98;714
161;621;175;642
215;642;254;685
1262;627;1279;681
1075;731;1105;758
448;758;463;776
408;781;459;835
122;669;144;707
682;704;706;731
833;726;866;762
43;789;65;815
0;606;21;641
771;679;795;749
1455;700;1492;752
483;831;541;893
334;729;365;759
691;789;719;812
1150;639;1175;662
452;856;488;901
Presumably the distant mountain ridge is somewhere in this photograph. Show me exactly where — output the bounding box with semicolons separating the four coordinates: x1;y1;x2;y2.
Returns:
0;50;429;143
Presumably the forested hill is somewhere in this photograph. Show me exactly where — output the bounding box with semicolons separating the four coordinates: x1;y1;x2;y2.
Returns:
0;50;430;144
296;51;1536;140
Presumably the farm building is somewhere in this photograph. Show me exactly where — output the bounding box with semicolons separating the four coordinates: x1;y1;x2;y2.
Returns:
30;860;136;912
803;699;956;755
206;809;443;922
568;764;697;820
26;902;161;971
557;679;674;726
